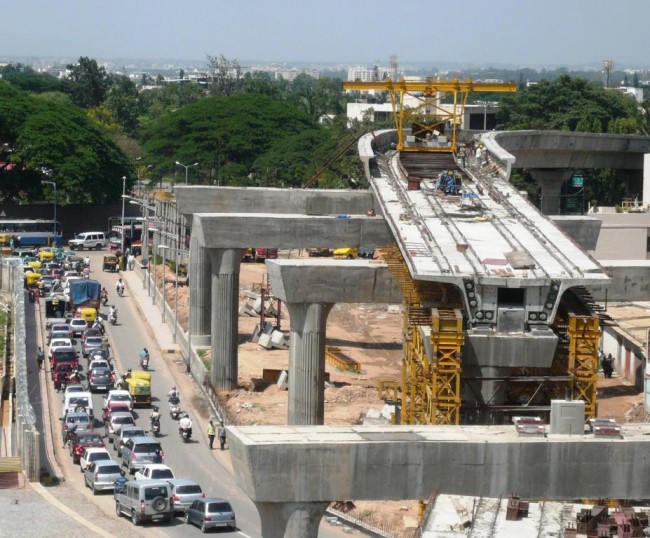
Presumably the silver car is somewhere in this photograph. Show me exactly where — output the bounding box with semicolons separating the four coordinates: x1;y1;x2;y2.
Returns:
82;336;105;358
185;497;236;532
114;425;146;456
166;479;204;514
121;437;163;474
84;459;122;495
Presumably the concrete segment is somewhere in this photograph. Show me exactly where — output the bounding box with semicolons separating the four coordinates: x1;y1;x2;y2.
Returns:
175;186;379;218
266;259;402;305
286;302;333;425
192;213;393;249
208;248;241;390
550;216;601;252
189;234;211;341
228;424;650;504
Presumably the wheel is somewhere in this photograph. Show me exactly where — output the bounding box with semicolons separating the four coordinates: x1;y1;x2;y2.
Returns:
131;510;140;526
115;502;122;517
152;496;166;512
96;244;101;250
185;513;191;525
201;521;208;533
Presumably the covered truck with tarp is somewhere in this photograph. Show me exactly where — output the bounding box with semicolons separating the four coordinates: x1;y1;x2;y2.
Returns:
70;279;101;321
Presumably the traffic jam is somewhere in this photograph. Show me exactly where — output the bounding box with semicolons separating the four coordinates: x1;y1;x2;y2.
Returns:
28;241;237;532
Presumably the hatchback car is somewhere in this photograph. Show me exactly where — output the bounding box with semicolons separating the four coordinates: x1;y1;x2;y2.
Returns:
185;498;236;532
102;389;132;411
83;336;106;358
102;401;132;422
87;366;113;392
121;437;164;474
135;464;174;482
63;383;86;398
166;479;204;514
61;410;91;439
69;318;88;337
84;459;122;495
105;411;135;441
69;431;104;464
88;349;110;363
49;338;73;359
88;358;111;371
114;425;146;456
79;447;111;473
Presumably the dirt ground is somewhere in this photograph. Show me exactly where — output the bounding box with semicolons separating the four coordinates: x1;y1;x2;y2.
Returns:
153;255;645;534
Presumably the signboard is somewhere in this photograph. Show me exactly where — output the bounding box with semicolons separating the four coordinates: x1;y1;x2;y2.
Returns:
571;174;584;188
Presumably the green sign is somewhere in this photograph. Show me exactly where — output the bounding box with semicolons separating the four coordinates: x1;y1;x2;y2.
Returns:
571;174;584;187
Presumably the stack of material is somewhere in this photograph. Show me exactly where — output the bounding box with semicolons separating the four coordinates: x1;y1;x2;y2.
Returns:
253;322;289;350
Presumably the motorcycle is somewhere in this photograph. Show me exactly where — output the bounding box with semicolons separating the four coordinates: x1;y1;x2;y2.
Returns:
150;417;160;437
140;356;149;371
116;284;124;297
108;309;117;325
68;367;81;385
179;426;192;443
100;292;108;306
169;396;181;420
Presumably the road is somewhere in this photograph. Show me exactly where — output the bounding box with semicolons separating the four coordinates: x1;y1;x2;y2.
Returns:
35;250;358;538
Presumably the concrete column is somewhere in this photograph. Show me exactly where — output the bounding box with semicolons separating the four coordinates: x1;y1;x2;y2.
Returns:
189;234;211;345
285;302;333;425
207;248;241;391
533;170;572;215
463;365;511;425
256;501;329;538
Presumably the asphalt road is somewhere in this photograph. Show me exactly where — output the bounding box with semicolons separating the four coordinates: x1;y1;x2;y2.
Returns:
36;250;358;538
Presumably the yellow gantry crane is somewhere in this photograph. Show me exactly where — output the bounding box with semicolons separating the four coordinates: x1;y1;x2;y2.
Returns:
343;78;517;153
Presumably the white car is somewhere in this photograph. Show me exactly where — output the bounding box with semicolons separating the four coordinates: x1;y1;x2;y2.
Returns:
102;389;133;411
79;447;111;473
88;358;110;372
48;338;73;359
134;463;175;482
69;318;88;337
63;383;86;398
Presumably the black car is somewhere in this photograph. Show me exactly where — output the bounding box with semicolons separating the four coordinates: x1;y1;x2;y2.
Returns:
87;366;113;392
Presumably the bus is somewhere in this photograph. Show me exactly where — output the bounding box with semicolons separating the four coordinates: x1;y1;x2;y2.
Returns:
107;215;141;232
0;219;63;247
107;223;144;253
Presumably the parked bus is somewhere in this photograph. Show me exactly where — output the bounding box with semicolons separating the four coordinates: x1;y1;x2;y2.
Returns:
0;219;62;247
107;224;143;253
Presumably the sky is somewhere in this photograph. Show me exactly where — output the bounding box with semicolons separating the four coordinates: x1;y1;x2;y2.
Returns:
3;0;650;69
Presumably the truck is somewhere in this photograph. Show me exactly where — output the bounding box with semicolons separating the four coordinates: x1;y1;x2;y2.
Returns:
70;279;101;321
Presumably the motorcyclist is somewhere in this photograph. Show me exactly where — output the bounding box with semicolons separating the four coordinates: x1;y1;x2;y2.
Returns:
139;348;150;369
100;287;108;305
168;386;179;401
92;318;104;334
152;448;163;464
83;255;90;268
63;422;77;448
108;305;117;324
114;470;127;496
115;278;124;296
178;413;193;438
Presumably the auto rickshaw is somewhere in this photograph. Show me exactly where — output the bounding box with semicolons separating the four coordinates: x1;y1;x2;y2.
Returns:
24;271;42;288
102;255;119;272
75;306;97;323
38;249;55;261
126;371;151;407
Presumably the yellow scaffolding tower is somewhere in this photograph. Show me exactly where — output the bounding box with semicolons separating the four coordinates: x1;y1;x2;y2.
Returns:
567;314;601;419
382;245;464;424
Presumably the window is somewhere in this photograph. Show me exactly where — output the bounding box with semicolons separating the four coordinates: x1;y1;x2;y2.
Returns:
208;502;232;512
144;486;168;500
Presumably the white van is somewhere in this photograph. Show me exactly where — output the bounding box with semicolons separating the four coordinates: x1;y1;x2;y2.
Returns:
62;391;94;420
69;232;107;251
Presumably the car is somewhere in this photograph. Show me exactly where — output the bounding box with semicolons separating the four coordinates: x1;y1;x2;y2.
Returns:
82;336;105;358
87;366;114;392
63;383;86;398
51;267;65;279
48;338;73;359
50;348;78;369
115;479;174;525
84;459;122;495
114;425;146;456
68;231;107;251
105;412;135;441
102;389;133;411
53;362;75;390
69;318;88;337
69;431;104;464
166;479;205;514
62;391;94;419
121;437;164;474
82;327;102;342
79;447;111;473
38;275;55;294
61;410;91;439
49;322;72;340
185;498;236;532
135;464;175;482
88;358;111;371
61;270;80;282
102;401;132;423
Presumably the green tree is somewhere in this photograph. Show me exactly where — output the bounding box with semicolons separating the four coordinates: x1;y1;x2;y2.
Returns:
104;74;140;135
65;56;110;108
0;63;64;93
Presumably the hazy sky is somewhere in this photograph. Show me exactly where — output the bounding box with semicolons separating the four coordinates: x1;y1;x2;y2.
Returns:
3;0;649;68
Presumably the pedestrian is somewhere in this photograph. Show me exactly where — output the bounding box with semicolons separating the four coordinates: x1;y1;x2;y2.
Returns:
127;253;135;271
606;353;615;379
207;419;216;450
218;421;227;451
37;347;44;370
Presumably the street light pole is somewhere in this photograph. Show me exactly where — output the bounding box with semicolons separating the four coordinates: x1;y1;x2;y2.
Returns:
175;161;199;185
120;176;127;256
41;180;57;245
158;245;169;323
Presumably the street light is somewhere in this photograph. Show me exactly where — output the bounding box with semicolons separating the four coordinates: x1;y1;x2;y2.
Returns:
158;244;170;323
129;199;156;291
41;180;57;245
175;161;199;185
157;245;186;344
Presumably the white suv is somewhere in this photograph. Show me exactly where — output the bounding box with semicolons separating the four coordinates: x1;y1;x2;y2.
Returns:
69;232;106;251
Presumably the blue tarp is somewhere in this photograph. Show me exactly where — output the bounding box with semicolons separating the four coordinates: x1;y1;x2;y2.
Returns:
71;280;101;306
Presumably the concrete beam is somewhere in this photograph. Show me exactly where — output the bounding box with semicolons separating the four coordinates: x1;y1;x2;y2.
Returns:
228;424;650;503
175;186;379;219
550;216;602;252
266;259;402;305
193;213;393;250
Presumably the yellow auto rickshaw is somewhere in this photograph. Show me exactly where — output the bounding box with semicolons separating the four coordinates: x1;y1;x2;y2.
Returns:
24;271;42;287
126;372;151;406
76;306;97;323
38;249;55;261
102;255;119;272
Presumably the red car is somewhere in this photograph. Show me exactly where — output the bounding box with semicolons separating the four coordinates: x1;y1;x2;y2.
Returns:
50;349;78;369
52;362;76;390
102;401;131;423
69;431;104;463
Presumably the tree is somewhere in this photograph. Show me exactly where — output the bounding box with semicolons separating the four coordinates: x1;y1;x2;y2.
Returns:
65;56;110;108
0;63;64;93
104;75;140;135
207;54;242;96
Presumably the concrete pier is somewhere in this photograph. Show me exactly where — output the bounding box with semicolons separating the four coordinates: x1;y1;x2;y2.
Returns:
532;170;572;215
285;302;333;425
208;248;241;391
189;235;211;345
256;501;329;538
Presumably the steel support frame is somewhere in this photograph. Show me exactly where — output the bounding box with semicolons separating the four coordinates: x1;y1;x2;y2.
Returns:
567;314;601;419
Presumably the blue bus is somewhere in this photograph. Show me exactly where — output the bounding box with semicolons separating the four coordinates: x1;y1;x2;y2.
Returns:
0;219;63;247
